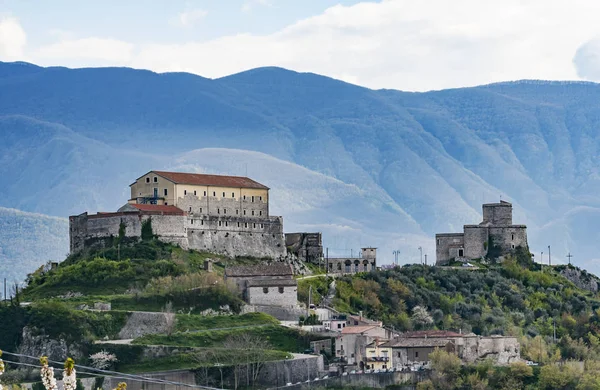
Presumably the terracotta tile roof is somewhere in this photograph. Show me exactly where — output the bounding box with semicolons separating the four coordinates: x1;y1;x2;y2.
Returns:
143;171;269;190
340;325;378;334
117;203;185;214
225;263;293;277
381;338;451;348
400;330;463;338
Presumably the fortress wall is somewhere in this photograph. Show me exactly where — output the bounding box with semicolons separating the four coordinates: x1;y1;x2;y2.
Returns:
463;226;488;259
435;233;464;264
482;204;513;225
488;226;528;252
285;232;323;263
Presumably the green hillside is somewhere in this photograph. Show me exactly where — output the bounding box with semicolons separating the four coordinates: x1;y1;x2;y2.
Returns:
335;250;600;364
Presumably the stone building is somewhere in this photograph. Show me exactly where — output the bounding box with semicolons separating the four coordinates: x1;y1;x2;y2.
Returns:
327;248;378;274
285;233;323;263
436;201;528;265
336;325;390;366
69;171;287;259
381;331;521;368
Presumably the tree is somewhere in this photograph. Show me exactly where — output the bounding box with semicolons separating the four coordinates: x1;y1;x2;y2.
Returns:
412;306;433;330
538;363;580;390
222;334;272;389
163;301;176;337
429;349;462;390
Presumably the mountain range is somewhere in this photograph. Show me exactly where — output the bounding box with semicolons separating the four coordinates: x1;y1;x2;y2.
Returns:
2;60;600;282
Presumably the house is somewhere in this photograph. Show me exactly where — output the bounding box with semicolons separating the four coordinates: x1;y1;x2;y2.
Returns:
225;263;297;307
347;314;383;327
364;339;392;371
381;331;520;369
324;314;347;332
335;326;389;366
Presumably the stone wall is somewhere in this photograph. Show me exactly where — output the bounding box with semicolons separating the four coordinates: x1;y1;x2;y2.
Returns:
482;203;513;225
257;354;324;386
456;336;520;365
242;304;306;321
285;233;323;263
463;226;488;259
70;212;286;259
327;258;376;274
435;233;464;264
488;226;528;254
117;312;170;339
247;284;298;307
281;372;428;390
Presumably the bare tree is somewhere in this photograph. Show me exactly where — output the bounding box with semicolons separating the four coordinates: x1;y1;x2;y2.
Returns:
222;333;272;389
163;301;177;337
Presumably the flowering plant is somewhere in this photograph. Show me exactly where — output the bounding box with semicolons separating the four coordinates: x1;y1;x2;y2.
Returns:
114;382;127;390
40;356;58;390
89;350;118;370
0;349;5;390
63;358;77;390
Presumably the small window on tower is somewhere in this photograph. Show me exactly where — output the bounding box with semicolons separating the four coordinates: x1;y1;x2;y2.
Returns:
217;208;220;214
512;234;515;241
259;211;262;216
238;222;240;227
224;208;227;214
191;219;194;224
236;209;239;215
252;210;255;216
219;221;222;226
253;223;256;228
243;210;246;215
189;207;192;212
245;223;248;228
200;208;203;213
278;287;284;293
201;220;203;225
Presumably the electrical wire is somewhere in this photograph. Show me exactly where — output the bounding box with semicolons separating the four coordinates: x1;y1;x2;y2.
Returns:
2;351;225;390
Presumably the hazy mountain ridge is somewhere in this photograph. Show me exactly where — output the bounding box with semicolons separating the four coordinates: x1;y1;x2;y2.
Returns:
2;61;600;275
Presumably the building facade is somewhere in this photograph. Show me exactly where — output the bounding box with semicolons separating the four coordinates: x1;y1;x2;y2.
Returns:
436;201;528;265
327;248;378;275
364;340;392;371
70;171;287;259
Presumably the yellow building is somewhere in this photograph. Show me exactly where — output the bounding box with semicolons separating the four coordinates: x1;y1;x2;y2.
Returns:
364;339;392;371
129;170;270;218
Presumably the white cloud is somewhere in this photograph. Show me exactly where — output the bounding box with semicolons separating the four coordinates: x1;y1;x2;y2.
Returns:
20;0;600;90
573;38;600;81
35;37;133;64
174;8;208;28
0;17;27;60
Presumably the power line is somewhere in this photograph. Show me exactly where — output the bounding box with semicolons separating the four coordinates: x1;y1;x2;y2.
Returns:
2;351;225;390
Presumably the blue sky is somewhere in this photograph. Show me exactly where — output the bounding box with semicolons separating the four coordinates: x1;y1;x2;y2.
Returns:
1;0;600;91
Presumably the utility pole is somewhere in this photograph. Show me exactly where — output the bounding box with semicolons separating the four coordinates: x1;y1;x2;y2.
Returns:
548;245;551;267
418;247;423;265
567;252;573;265
424;254;428;266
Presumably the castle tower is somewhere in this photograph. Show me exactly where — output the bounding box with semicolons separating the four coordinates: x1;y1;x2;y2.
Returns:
361;247;377;260
481;200;513;226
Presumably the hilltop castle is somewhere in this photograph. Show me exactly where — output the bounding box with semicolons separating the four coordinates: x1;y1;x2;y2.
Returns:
70;171;286;258
435;201;528;265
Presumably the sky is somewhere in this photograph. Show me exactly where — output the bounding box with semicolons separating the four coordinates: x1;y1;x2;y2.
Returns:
1;0;600;91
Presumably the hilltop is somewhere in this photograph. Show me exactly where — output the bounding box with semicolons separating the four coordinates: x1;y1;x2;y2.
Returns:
4;61;600;277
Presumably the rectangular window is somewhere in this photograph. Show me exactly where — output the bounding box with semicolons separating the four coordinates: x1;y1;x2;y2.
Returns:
243;195;246;200
191;219;194;224
259;211;262;216
225;222;228;227
219;221;222;226
224;208;227;214
153;177;158;183
236;209;239;215
217;208;220;214
232;192;235;198
260;224;264;228
201;220;203;225
222;192;225;197
252;196;255;202
213;191;216;197
253;223;256;228
164;188;168;196
415;352;419;358
238;222;240;227
252;210;254;216
245;223;248;228
194;190;197;196
243;210;246;215
204;191;207;196
200;208;202;213
512;234;515;240
189;207;192;212
146;177;150;183
184;190;187;195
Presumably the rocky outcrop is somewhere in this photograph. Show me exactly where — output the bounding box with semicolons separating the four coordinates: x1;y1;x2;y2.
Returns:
18;327;83;362
118;312;170;339
558;265;599;293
